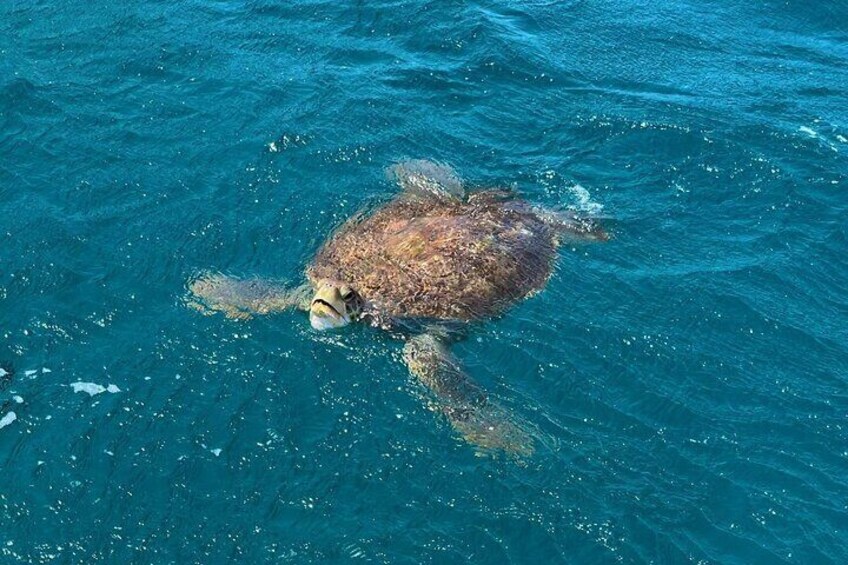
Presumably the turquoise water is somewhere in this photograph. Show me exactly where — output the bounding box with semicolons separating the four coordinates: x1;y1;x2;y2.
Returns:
2;0;847;562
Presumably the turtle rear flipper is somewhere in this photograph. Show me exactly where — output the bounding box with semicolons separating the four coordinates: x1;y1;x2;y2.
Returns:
387;159;465;202
534;207;611;242
403;333;534;458
186;272;311;320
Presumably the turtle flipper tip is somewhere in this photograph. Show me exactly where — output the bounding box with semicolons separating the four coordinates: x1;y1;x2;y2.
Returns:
387;158;465;201
455;410;535;459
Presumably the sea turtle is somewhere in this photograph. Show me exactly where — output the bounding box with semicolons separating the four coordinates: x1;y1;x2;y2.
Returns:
187;160;608;456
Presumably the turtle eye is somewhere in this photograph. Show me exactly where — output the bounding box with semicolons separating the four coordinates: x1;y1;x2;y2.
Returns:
341;288;355;301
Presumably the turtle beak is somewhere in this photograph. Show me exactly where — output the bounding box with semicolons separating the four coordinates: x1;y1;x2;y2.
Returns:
309;285;351;330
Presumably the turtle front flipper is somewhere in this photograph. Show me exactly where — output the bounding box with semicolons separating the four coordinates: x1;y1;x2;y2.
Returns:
402;333;533;457
387;159;465;202
186;272;311;320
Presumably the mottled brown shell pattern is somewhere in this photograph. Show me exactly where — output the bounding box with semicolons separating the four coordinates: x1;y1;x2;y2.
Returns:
307;192;558;322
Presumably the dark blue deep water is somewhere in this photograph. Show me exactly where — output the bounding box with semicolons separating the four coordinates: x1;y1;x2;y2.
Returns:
2;1;848;563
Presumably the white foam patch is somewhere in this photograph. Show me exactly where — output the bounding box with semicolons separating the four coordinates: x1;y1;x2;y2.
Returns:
211;448;222;457
568;184;604;214
71;382;106;395
799;126;817;138
0;368;7;378
12;396;23;404
0;412;16;429
70;382;122;396
24;370;36;377
799;126;840;152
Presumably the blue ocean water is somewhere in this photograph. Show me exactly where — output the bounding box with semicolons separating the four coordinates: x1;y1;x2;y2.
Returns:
2;0;847;562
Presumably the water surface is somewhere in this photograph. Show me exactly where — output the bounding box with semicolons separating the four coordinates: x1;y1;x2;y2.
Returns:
2;0;847;562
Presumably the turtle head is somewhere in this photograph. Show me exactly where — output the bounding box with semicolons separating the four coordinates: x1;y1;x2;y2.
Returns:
309;282;362;331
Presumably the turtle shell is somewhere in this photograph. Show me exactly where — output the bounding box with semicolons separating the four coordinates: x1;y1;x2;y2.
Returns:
307;192;558;322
